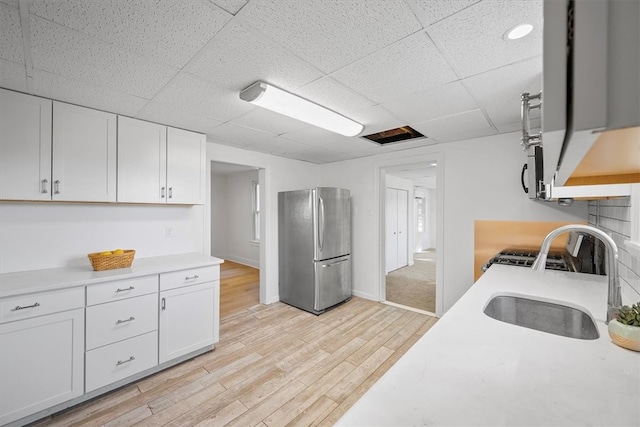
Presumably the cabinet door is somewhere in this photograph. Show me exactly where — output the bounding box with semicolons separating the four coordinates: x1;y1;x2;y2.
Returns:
166;127;206;205
0;308;84;426
159;282;214;363
52;102;116;202
396;189;409;268
385;188;398;274
0;89;52;201
117;116;167;203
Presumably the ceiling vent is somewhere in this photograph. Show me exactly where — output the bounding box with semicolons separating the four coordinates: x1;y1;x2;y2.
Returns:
362;126;425;145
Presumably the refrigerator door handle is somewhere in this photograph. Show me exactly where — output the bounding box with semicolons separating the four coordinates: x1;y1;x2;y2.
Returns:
318;196;325;251
322;258;348;268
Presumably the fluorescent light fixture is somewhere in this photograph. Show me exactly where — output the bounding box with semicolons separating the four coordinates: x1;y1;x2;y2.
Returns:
504;23;533;40
239;81;364;137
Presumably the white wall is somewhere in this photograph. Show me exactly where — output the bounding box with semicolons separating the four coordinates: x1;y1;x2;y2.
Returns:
223;169;260;268
0;203;205;273
316;132;589;314
206;142;319;304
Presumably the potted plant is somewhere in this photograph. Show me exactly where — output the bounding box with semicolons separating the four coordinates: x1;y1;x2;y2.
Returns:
608;302;640;351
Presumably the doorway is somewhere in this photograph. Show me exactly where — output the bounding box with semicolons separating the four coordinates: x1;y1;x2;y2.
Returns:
210;161;263;316
380;158;441;317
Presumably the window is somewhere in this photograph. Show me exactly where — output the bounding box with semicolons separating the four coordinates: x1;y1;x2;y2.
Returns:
416;197;425;233
252;180;260;242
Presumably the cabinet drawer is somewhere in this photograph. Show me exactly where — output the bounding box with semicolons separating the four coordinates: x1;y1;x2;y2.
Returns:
160;265;218;291
86;293;158;350
0;287;84;324
85;331;157;393
87;275;158;306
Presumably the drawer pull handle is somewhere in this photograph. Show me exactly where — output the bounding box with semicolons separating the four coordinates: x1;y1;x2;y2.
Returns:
185;275;199;280
116;316;135;325
13;302;40;311
115;286;135;293
116;356;135;366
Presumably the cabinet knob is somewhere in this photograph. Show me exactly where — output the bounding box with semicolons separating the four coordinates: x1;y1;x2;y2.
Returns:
54;180;60;194
168;187;173;199
12;302;40;311
161;187;166;198
41;179;48;194
116;356;135;366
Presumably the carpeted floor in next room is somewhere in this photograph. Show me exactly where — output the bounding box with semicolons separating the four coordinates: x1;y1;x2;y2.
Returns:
385;250;436;313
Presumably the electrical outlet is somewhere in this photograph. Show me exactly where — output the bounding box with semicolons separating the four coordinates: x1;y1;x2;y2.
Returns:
165;226;173;238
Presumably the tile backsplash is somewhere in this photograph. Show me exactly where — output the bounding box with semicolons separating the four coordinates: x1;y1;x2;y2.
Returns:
589;197;640;302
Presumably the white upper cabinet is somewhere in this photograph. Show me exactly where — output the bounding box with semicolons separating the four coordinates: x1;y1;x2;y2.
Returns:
0;89;52;201
118;117;205;205
166;127;206;205
0;90;116;202
542;0;640;187
52;102;117;202
117;116;167;203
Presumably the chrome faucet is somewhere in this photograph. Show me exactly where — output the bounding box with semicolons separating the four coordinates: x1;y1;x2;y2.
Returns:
531;224;621;324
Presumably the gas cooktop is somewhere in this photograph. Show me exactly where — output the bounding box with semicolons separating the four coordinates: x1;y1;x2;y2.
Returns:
482;248;574;273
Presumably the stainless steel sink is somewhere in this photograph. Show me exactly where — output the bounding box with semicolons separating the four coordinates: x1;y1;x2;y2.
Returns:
483;295;599;340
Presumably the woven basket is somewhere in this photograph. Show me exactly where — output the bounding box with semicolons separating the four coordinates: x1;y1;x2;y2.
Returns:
88;250;135;271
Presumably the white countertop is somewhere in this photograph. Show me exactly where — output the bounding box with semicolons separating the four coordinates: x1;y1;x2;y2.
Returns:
0;253;224;298
337;265;640;426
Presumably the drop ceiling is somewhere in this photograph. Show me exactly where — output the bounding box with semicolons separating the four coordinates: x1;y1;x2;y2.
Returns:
0;0;543;164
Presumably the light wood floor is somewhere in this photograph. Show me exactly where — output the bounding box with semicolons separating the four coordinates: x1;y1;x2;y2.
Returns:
220;261;260;319
35;287;437;426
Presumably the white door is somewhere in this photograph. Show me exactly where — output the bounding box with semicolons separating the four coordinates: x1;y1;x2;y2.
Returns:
159;282;214;363
385;188;398;274
0;89;52;201
396;189;409;268
52;102;117;202
0;309;84;425
166;127;206;205
117;116;167;203
385;188;409;273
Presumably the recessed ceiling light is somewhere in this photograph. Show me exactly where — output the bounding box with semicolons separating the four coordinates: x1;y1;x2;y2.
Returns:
430;162;437;167
504;24;533;40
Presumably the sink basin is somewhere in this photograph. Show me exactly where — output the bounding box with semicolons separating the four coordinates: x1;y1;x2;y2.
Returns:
483;295;599;340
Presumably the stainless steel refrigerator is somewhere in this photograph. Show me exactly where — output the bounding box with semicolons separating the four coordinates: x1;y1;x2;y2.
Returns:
278;187;352;314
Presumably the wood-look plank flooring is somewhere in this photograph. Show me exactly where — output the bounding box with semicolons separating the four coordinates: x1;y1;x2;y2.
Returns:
34;282;437;426
220;261;260;319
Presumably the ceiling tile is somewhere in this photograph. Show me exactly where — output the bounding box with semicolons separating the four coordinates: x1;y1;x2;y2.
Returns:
150;72;253;123
409;0;481;26
209;0;248;15
207;122;277;149
30;16;177;99
280;125;361;150
429;0;542;77
229;108;310;136
1;3;24;64
412;109;493;141
31;70;148;117
0;59;27;92
248;136;310;156
29;0;230;69
238;0;422;73
296;77;375;117
464;56;541;125
331;31;457;103
0;0;20;8
353;105;406;136
381;81;478;124
135;101;223;135
187;20;322;92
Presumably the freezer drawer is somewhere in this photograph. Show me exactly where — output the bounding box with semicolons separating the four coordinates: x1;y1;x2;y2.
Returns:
314;255;352;312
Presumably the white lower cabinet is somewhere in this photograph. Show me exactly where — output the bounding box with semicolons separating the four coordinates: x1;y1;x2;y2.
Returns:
85;331;158;393
0;308;84;426
159;282;215;363
0;259;219;426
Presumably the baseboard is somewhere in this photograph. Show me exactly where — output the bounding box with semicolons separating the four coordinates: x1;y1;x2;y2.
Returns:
265;295;280;305
225;255;259;269
351;289;376;301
